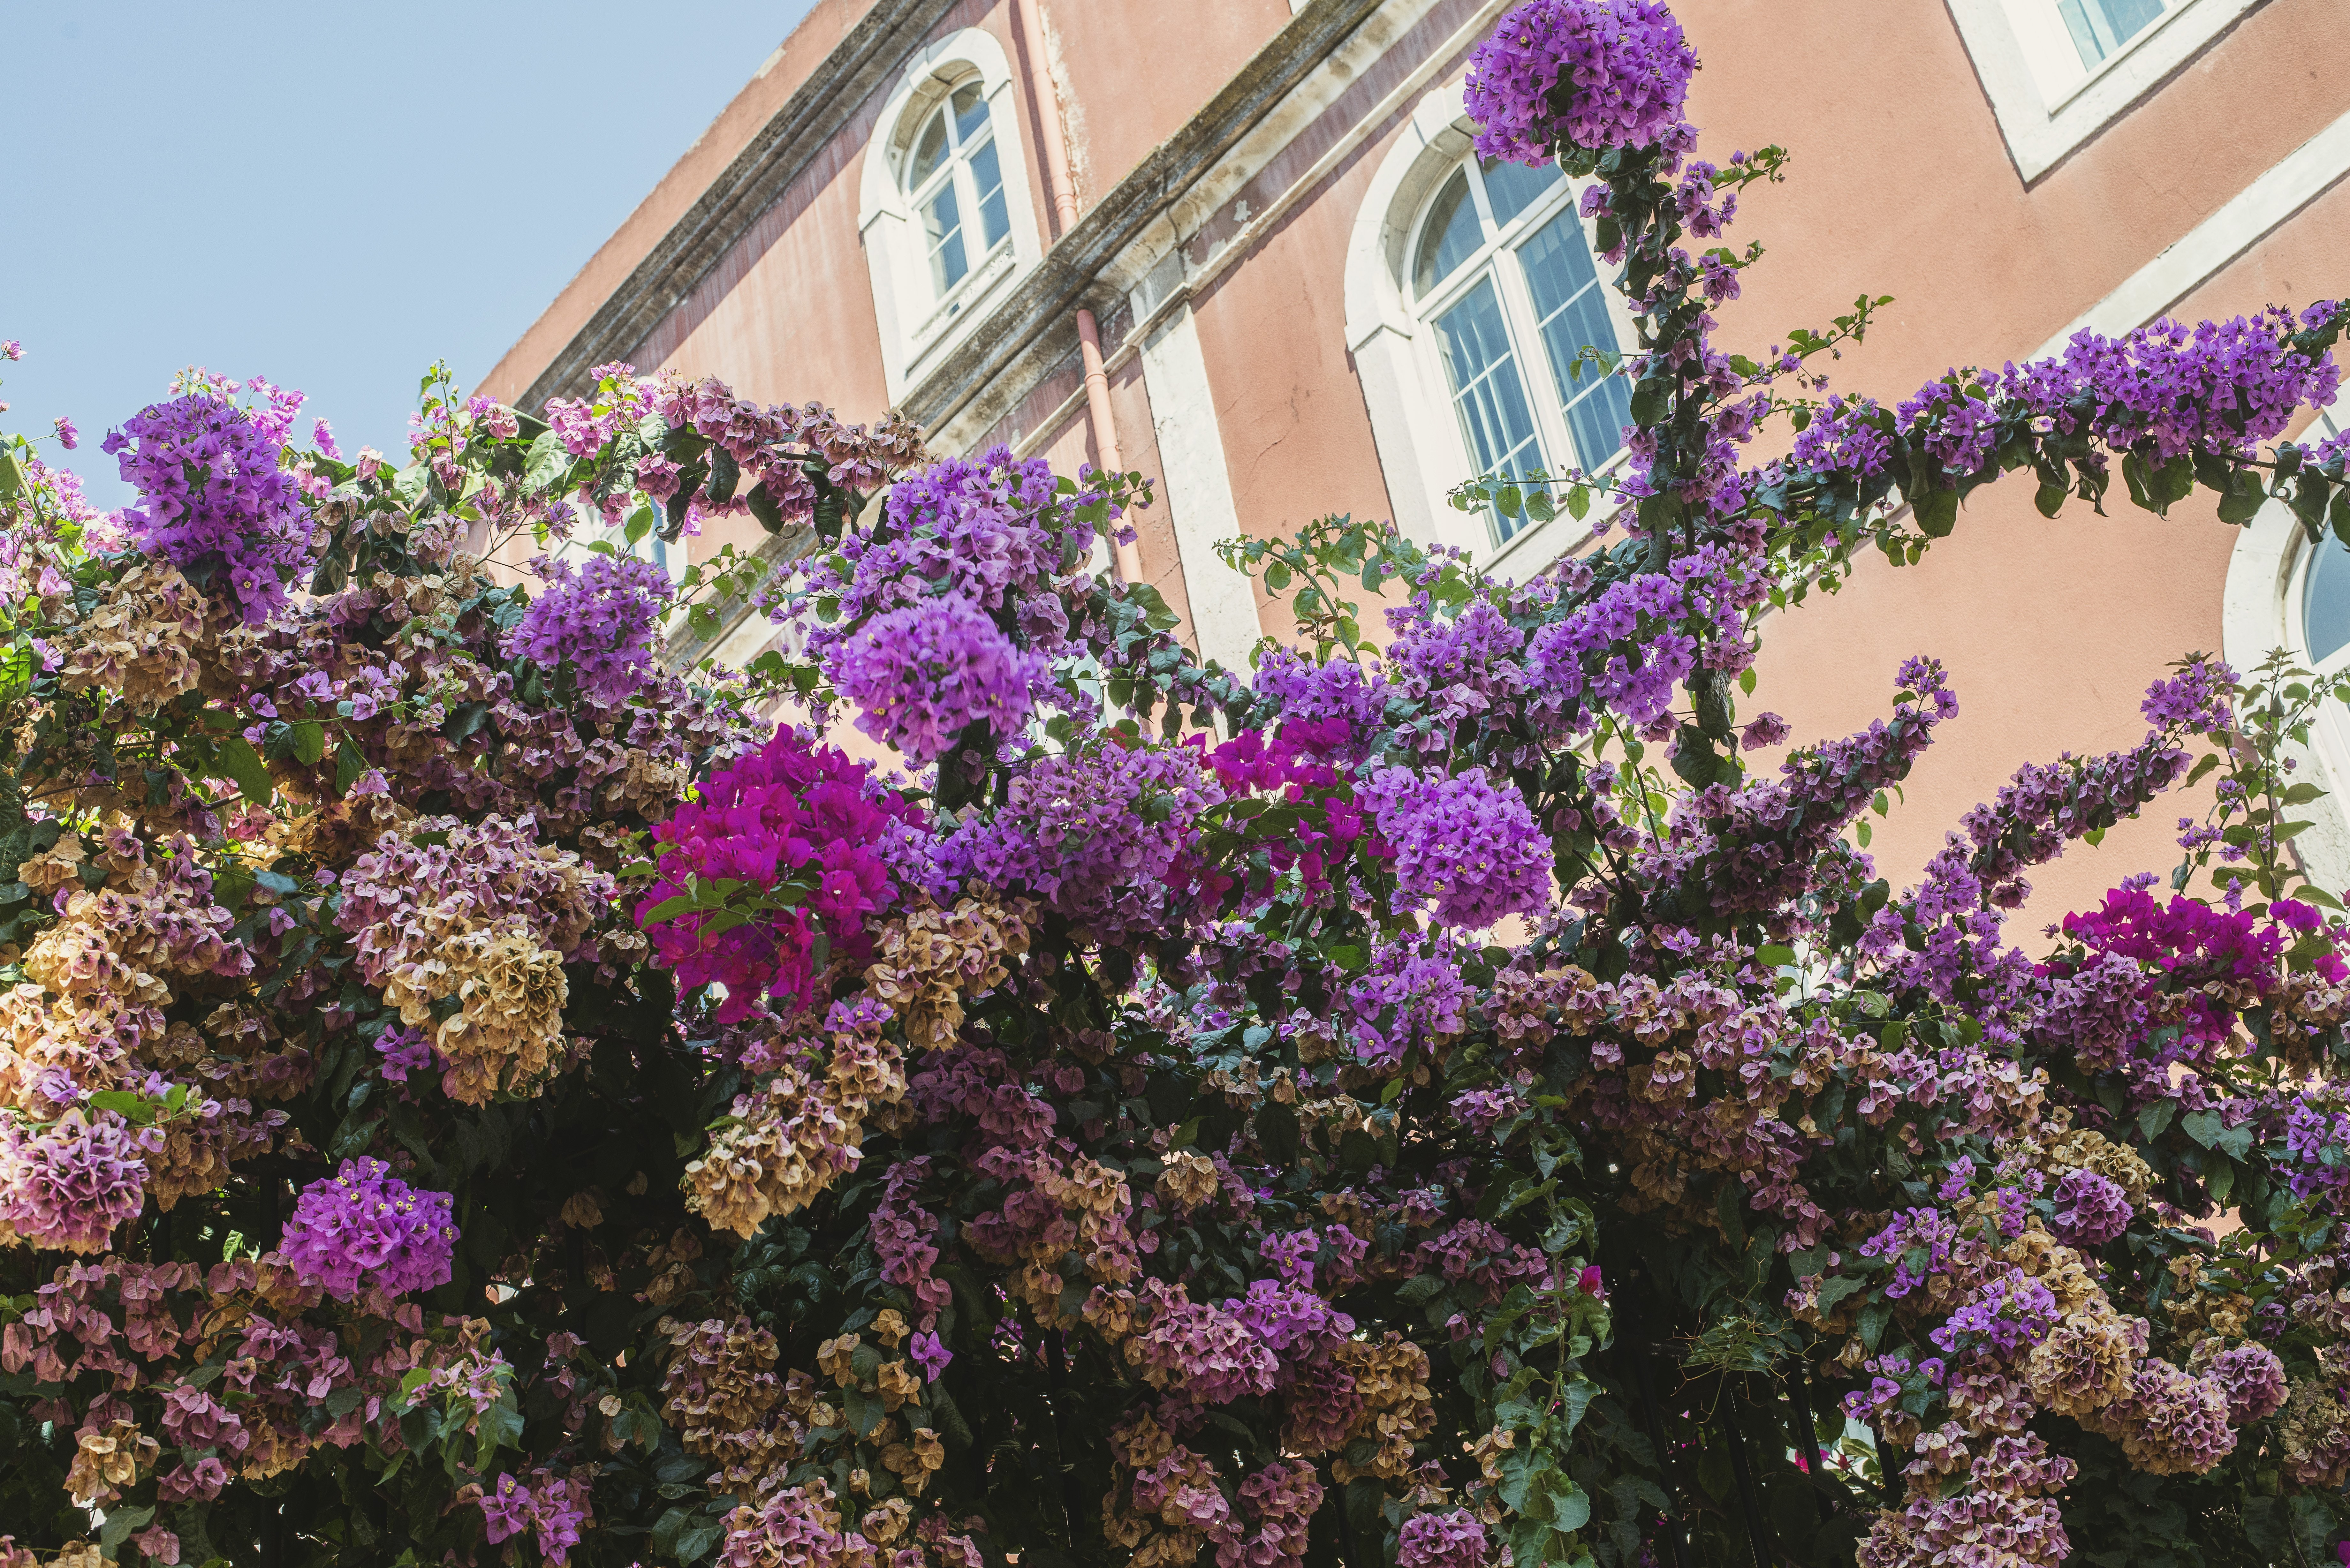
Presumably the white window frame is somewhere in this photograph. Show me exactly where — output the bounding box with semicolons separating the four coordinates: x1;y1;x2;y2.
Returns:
1947;0;2262;182
2220;410;2350;892
1346;86;1635;580
859;28;1045;403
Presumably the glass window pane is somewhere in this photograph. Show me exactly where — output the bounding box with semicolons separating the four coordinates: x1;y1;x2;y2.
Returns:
1480;155;1561;230
951;83;989;146
910;110;951;189
925;185;967;294
2306;543;2350;665
2058;0;2165;68
1519;209;1630;471
1432;276;1545;541
1413;169;1484;298
968;138;1011;251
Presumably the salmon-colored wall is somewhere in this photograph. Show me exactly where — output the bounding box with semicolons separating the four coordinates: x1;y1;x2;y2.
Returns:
481;0;882;408
1042;0;1291;209
1669;0;2349;919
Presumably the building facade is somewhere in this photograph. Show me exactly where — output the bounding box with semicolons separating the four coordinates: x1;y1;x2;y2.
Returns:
484;0;2350;923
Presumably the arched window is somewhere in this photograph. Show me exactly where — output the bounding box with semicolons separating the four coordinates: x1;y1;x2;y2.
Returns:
1406;154;1631;542
2221;408;2350;888
858;29;1043;403
905;80;1012;305
1347;91;1638;573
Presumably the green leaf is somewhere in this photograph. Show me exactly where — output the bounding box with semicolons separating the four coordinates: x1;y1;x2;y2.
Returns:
521;428;572;495
2137;1099;2176;1141
1912;484;1958;537
215;735;274;805
335;741;366;797
291;720;327;766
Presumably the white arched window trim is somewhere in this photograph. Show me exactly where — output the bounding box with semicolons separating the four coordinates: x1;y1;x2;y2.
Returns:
860;27;1045;404
2219;418;2350;891
1346;86;1638;582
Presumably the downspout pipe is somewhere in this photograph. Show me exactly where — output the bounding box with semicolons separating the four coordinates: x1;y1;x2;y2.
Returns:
1012;0;1145;584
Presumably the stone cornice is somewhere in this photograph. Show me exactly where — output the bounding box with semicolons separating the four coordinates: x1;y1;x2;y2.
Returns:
518;0;962;415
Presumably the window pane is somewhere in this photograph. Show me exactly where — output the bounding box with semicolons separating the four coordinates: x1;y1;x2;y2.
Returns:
1432;276;1545;541
2058;0;2165;68
1413;168;1484;298
1519;209;1629;471
951;83;989;146
2307;543;2350;665
910;110;950;188
968;138;1011;251
925;184;967;294
1480;155;1561;229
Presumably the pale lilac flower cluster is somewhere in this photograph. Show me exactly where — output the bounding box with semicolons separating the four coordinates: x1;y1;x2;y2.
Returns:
2207;1343;2287;1424
1127;1290;1279;1404
277;1157;457;1301
2109;1359;2238;1474
1396;1509;1490;1568
103;390;314;621
508;551;675;707
829;591;1044;764
1359;765;1550;928
2049;1167;2133;1247
1464;0;1696;164
479;1471;592;1565
0;1110;154;1254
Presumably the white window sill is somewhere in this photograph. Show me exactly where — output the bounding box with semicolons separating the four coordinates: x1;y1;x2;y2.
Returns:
910;238;1016;359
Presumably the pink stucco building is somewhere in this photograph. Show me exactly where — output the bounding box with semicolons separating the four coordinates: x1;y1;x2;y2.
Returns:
484;0;2350;923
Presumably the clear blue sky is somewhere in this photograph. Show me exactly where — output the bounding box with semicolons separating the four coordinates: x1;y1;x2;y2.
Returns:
1;1;815;509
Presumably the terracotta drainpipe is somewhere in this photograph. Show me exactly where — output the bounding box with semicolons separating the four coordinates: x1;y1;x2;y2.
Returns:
1012;0;1145;584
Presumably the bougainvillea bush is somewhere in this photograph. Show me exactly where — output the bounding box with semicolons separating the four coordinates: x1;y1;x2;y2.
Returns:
11;5;2350;1568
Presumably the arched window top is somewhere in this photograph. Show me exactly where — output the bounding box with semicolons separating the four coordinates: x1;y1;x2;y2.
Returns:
857;28;1042;403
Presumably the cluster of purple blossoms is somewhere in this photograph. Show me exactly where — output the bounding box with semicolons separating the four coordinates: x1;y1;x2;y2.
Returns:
939;742;1220;931
1464;0;1696;164
829;591;1044;764
507;551;675;708
1252;647;1390;754
2048;1167;2133;1247
1789;395;1895;480
798;446;1109;669
1898;379;2000;478
103;390;314;621
1526;544;1764;731
479;1471;592;1565
1929;1269;2058;1358
1359;765;1550;929
1396;1509;1490;1568
1223;1277;1355;1355
277;1157;457;1301
1860;1205;1961;1300
2285;1100;2350;1200
2009;307;2343;462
